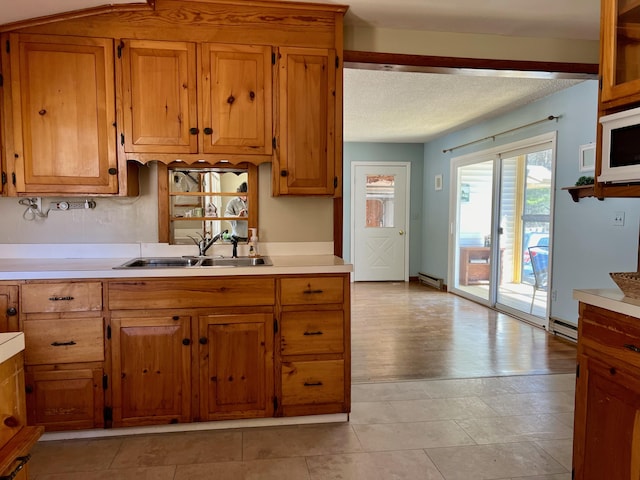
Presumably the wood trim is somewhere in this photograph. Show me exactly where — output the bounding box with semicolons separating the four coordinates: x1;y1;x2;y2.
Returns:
344;50;599;78
0;2;155;33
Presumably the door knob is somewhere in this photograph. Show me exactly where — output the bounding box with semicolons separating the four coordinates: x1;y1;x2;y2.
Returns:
399;230;405;235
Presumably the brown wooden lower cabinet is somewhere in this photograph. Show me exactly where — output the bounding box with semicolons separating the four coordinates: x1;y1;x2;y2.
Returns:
198;311;273;421
24;367;104;431
15;273;350;431
573;302;640;479
109;313;192;427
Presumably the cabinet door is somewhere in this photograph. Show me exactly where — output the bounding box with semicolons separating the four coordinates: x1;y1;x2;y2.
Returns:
9;34;118;194
198;313;273;420
276;47;336;195
0;286;19;332
600;0;640;104
121;39;198;153
24;367;104;431
110;314;191;427
200;43;273;155
573;354;640;479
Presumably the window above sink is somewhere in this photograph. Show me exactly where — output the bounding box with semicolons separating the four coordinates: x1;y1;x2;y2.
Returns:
157;162;258;245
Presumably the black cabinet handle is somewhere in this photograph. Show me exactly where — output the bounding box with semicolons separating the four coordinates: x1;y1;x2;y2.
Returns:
0;454;31;480
204;127;213;135
624;343;640;353
51;341;76;347
189;127;199;135
303;331;323;336
6;307;17;316
182;338;191;346
49;296;74;301
303;381;323;387
303;290;324;295
199;337;208;345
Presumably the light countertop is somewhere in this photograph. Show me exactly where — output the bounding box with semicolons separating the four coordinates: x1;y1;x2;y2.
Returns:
0;255;352;280
0;332;25;364
574;288;640;318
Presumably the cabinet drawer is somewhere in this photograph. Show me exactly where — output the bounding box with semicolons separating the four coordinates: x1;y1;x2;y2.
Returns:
281;359;344;405
22;282;102;313
280;277;344;305
281;311;344;355
580;304;640;369
22;318;104;365
108;277;275;309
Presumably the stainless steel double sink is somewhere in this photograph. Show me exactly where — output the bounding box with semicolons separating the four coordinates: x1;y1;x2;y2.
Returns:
114;256;272;269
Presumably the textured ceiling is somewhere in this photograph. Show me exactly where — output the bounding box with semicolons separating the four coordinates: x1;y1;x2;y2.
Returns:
343;69;586;143
2;0;599;144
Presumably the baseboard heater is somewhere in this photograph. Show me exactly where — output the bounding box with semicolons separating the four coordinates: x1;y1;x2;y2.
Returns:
550;317;577;342
418;272;445;291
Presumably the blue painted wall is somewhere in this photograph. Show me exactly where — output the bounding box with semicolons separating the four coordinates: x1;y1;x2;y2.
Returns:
344;81;640;325
342;143;425;276
422;80;640;324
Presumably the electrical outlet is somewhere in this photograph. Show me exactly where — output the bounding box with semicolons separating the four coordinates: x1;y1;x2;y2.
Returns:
612;211;625;226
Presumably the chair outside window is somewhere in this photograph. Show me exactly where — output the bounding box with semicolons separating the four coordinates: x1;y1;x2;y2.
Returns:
528;245;549;313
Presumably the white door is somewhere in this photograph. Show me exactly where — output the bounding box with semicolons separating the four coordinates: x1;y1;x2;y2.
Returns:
352;162;409;281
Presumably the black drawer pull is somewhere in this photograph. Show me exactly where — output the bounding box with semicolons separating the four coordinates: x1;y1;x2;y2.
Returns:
51;341;76;347
48;296;74;301
624;343;640;353
303;290;324;295
303;331;323;336
0;454;31;480
303;381;323;387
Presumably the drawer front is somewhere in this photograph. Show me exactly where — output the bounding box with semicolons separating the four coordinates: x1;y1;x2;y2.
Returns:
23;318;104;365
580;304;640;369
108;277;275;310
280;277;344;305
281;360;344;405
22;282;102;313
281;310;344;355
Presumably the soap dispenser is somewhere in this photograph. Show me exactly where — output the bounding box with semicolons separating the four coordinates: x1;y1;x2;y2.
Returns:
248;228;258;257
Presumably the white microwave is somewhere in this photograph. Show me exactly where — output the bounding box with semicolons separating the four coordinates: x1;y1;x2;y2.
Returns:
598;105;640;184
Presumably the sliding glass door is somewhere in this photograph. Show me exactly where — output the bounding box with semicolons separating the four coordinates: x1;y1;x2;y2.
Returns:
449;133;555;328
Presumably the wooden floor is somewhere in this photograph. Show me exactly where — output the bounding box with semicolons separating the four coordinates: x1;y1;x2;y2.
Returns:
351;281;577;384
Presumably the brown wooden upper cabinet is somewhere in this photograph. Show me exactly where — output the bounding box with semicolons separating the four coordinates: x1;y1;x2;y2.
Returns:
4;33;119;195
600;0;640;106
274;47;337;196
121;39;273;159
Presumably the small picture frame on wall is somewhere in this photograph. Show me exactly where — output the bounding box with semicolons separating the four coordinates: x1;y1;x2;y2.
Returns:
434;174;443;191
579;143;596;172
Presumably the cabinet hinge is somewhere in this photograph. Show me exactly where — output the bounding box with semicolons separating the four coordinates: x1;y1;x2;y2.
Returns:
104;406;113;422
273;396;278;411
272;137;277;150
11;172;16;186
576;363;580;378
5;40;9;54
335;56;339;69
272;52;276;65
0;73;3;88
102;374;108;390
334;176;338;189
1;172;5;186
106;325;111;340
274;318;278;333
117;40;124;59
120;133;125;146
571;468;575;480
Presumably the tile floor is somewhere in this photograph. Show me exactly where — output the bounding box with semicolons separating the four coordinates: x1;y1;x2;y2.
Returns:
29;373;575;480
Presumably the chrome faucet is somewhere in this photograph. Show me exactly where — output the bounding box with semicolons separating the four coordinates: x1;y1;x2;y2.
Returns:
189;230;228;257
